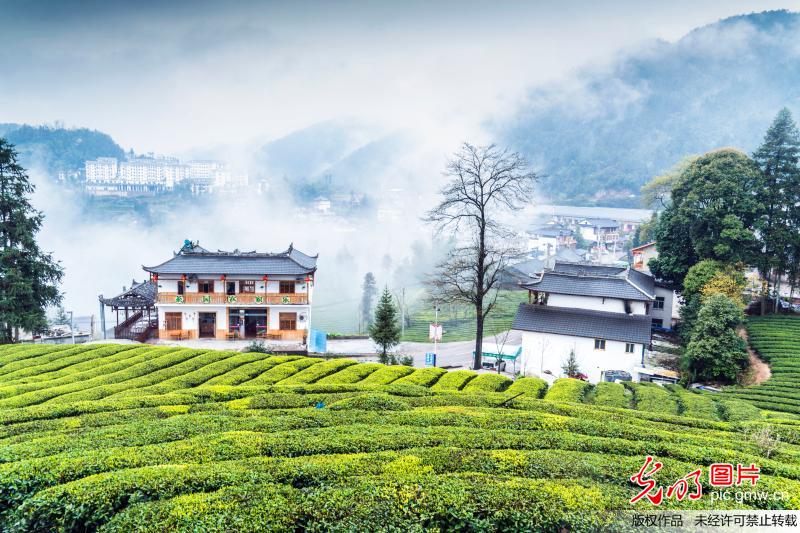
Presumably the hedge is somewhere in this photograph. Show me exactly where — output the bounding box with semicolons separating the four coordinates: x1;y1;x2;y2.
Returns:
462;373;513;393
505;377;548;398
588;382;627;408
0;343;798;530
430;370;477;391
543;378;590;403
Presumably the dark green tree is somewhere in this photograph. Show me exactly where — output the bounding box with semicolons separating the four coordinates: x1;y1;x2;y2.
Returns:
369;287;401;359
0;139;63;342
360;272;377;332
649;149;763;287
561;349;582;378
753;108;800;314
683;294;748;383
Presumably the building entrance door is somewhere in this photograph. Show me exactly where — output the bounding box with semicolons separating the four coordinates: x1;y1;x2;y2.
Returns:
199;312;216;338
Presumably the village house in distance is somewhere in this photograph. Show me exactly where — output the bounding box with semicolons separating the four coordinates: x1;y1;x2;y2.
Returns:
120;240;317;342
511;261;675;384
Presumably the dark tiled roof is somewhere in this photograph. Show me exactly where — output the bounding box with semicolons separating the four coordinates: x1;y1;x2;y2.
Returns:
512;303;652;344
626;268;656;296
552;261;625;276
143;243;318;276
522;271;654;301
99;280;156;308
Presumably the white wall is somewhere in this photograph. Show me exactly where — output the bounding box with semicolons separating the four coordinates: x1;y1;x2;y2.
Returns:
517;330;643;383
651;286;676;327
547;293;647;315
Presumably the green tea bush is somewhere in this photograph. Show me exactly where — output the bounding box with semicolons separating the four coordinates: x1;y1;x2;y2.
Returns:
544;378;590;403
462;373;513;393
588;382;627;408
430;369;477;391
506;377;548;398
0;342;796;531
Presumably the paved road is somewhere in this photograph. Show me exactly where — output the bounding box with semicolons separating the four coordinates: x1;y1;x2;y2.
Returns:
327;330;522;369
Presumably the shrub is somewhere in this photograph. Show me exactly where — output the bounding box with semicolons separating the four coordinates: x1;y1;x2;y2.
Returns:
431;370;477;392
506;377;548;398
329;394;411;411
359;365;414;385
462;373;513;393
543;378;590;403
393;367;446;387
588;382;627;408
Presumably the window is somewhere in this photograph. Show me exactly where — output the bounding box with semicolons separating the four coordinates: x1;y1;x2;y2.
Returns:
625;343;635;353
652;319;664;328
177;281;185;295
653;296;665;310
279;281;296;294
165;312;182;330
594;338;606;350
226;281;236;295
241;280;255;293
198;280;214;293
279;312;297;330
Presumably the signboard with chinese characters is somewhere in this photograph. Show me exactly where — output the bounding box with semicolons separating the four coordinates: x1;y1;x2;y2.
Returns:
425;352;437;367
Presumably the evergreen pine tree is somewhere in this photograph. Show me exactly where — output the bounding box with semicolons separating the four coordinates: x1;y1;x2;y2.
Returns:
369;287;401;359
753;108;800;314
360;272;377;332
0;139;63;342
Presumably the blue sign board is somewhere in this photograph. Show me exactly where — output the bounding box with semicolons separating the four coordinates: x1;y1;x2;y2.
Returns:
425;352;437;367
308;329;327;353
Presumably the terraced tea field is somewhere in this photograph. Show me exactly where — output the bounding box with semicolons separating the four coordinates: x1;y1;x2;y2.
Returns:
723;316;800;417
1;343;799;531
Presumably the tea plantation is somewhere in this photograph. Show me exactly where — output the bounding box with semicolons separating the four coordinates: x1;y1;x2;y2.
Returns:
0;342;799;531
723;316;800;417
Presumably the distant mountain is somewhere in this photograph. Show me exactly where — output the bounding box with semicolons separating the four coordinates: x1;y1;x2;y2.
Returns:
256;119;385;180
2;124;124;177
500;9;800;206
254;119;428;200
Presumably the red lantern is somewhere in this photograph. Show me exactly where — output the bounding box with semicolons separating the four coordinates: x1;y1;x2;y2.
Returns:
262;275;269;281
181;274;187;281
220;275;226;281
152;273;158;282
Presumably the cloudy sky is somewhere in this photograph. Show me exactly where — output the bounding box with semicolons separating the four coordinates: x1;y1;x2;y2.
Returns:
2;0;799;154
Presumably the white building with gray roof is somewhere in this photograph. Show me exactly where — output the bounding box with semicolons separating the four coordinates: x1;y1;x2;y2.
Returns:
144;240;317;344
511;261;672;383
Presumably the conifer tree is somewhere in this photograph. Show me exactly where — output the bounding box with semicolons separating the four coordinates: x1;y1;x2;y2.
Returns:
753;108;800;314
360;272;377;331
0;139;63;342
369;287;401;359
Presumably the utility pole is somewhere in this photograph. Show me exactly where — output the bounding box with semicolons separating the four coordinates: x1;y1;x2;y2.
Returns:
433;302;440;363
68;311;75;345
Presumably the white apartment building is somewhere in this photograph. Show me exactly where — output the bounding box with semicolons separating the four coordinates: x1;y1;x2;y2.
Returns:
84;156;247;195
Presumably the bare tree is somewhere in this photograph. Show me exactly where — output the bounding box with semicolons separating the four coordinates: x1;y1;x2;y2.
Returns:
424;143;537;370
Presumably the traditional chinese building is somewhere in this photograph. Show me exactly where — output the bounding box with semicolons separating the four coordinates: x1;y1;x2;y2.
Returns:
511;261;674;383
144;240;317;342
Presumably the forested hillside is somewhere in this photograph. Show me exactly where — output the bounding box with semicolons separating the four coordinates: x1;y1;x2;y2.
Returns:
502;10;800;206
2;124;124;177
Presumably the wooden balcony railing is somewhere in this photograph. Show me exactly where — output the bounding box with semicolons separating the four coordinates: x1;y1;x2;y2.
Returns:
157;292;309;305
